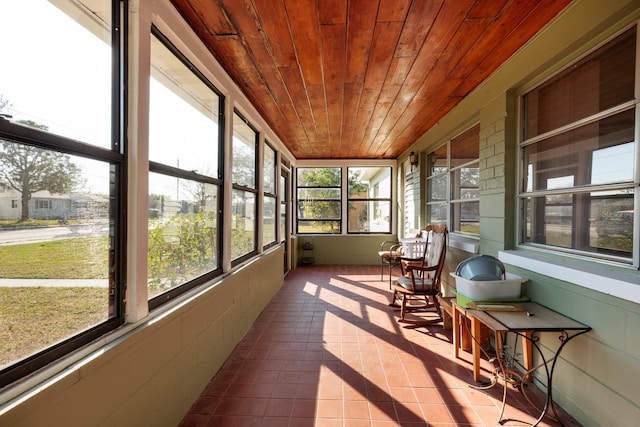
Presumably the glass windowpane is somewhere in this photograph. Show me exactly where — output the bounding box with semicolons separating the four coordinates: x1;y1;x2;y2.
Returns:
523;110;635;192
523;27;636;139
233;114;256;188
0;0;112;148
148;32;222;298
280;174;287;243
428;175;447;202
523;190;633;257
231;189;256;259
148;173;218;297
453;166;479;200
520;26;637;262
348;167;390;198
298;188;341;200
452;201;479;235
427;203;448;224
263;196;276;245
297;167;341;187
296;167;342;233
428;145;448;175
348;201;391;233
0;142;113;369
451;126;479;167
298;200;341;219
149;36;220;176
263;144;276;194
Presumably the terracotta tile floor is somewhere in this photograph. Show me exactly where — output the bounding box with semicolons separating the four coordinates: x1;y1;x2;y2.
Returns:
180;265;580;427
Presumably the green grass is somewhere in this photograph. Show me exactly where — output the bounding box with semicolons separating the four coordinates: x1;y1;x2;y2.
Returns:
0;236;109;279
0;287;109;368
0;219;71;228
0;236;111;368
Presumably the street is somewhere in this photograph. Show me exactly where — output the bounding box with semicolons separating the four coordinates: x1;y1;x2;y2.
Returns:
0;223;109;246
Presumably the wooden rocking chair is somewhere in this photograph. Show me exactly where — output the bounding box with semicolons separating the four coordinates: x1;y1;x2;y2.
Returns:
389;224;448;326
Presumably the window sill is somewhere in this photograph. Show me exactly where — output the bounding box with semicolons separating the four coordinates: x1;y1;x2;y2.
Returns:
449;235;480;254
499;250;640;304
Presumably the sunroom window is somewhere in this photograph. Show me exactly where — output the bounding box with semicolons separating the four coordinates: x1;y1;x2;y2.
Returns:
280;166;290;244
519;26;637;263
297;167;341;234
232;112;258;262
347;167;392;233
0;0;124;387
263;142;277;248
148;28;223;305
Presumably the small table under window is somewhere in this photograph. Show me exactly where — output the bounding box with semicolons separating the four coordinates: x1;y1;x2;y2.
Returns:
453;301;590;426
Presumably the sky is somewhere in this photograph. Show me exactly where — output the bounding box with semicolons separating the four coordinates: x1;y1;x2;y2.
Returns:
0;0;220;198
0;0;112;194
0;0;111;147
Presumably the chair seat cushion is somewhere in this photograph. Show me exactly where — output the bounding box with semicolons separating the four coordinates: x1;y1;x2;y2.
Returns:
378;250;402;259
395;276;436;293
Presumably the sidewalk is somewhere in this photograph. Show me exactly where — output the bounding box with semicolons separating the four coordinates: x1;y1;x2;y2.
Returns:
0;279;108;287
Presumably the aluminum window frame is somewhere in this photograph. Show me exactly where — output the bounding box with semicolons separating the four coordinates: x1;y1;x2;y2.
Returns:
516;25;639;266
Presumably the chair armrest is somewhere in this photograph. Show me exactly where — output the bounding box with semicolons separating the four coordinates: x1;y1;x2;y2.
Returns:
380;240;401;250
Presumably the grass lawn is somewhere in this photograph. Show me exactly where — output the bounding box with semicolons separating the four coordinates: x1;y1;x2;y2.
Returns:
0;287;109;369
0;236;108;279
0;235;110;368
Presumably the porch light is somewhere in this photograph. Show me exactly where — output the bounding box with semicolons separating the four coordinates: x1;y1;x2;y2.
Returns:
409;151;419;171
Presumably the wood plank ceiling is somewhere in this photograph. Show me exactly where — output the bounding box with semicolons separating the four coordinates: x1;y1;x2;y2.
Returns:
170;0;572;160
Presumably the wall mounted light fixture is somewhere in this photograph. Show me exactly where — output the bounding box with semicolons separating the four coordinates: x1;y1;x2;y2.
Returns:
409;151;419;171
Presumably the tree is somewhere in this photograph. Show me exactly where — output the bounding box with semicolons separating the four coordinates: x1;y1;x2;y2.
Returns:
0;95;11;118
0;119;81;220
297;167;341;219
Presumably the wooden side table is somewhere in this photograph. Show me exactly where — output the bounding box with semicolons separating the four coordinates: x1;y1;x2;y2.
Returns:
451;299;492;367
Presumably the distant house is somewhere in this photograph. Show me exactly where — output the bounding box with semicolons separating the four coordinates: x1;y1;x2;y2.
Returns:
0;190;108;221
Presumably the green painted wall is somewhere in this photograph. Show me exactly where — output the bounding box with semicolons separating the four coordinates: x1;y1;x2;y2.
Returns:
294;235;399;266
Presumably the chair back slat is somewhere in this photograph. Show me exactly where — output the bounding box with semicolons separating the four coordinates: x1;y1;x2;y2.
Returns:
402;238;427;259
430;228;447;289
423;224;448;288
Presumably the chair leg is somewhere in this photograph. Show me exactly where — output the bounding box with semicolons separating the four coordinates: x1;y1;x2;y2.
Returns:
400;295;408;320
432;294;442;317
388;289;400;307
